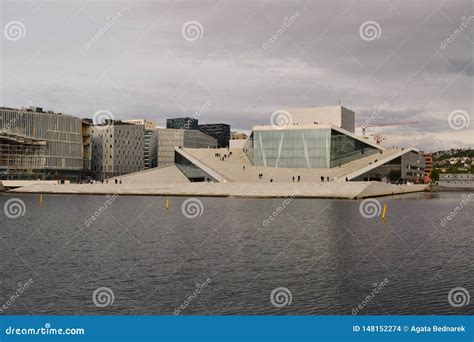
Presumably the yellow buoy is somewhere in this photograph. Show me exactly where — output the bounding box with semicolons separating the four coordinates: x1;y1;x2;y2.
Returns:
40;194;43;206
381;203;387;220
166;197;169;210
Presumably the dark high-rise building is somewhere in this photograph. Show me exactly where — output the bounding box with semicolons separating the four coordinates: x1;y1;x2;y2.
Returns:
198;123;230;148
166;117;198;130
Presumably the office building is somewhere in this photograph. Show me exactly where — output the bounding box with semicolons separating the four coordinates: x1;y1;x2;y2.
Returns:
123;119;156;169
91;121;144;178
0;106;88;180
166;117;199;130
150;128;217;167
198;123;230;148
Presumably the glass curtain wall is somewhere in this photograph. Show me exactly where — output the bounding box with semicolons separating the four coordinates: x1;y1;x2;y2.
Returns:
329;130;379;167
244;128;381;169
244;129;331;168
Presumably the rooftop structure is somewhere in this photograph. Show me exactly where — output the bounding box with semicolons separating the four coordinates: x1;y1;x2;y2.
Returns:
284;106;355;132
123;119;156;131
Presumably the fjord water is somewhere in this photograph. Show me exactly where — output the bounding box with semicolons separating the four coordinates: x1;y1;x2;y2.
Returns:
0;192;472;315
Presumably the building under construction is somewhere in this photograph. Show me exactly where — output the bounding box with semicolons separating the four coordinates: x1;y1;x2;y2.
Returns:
0;106;91;181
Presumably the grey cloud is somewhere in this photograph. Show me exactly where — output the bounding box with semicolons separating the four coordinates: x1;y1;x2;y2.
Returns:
1;0;472;151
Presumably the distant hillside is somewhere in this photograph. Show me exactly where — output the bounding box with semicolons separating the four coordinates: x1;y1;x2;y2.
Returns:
430;148;473;176
432;148;473;161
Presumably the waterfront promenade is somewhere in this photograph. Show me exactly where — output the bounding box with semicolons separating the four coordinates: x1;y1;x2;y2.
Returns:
7;181;426;199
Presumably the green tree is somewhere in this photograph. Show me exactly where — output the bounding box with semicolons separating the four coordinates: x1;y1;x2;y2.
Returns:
431;168;440;181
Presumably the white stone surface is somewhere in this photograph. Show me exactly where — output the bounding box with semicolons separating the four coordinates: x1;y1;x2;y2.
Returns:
10;181;426;199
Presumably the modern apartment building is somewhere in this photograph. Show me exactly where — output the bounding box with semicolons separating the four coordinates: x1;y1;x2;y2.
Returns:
123;119;156;169
166;117;199;130
150;128;217;167
0;106;88;180
91;122;144;178
198;123;230;148
420;152;433;183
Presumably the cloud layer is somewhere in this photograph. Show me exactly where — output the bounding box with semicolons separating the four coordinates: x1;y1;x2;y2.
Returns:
1;0;473;151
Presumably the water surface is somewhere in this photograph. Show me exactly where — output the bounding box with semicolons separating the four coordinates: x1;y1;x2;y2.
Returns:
0;192;472;315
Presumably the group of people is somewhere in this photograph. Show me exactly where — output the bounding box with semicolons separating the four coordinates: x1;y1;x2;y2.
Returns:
215;152;232;161
75;178;123;184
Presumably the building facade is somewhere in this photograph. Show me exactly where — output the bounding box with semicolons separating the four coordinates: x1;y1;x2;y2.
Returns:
123;119;156;169
198;123;230;148
285;106;355;132
166;117;199;130
150;128;217;167
438;173;474;188
231;131;248;140
244;125;380;169
91;122;144;178
0;106;87;180
420;152;433;183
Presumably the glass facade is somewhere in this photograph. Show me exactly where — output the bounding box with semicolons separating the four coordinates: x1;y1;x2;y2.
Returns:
329;130;378;167
1;107;85;180
175;152;217;182
244;128;379;169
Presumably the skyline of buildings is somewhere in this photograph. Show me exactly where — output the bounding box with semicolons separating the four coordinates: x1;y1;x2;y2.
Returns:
0;104;468;183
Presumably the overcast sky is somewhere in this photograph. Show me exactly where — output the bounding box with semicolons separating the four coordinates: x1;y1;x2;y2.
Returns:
1;0;473;151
